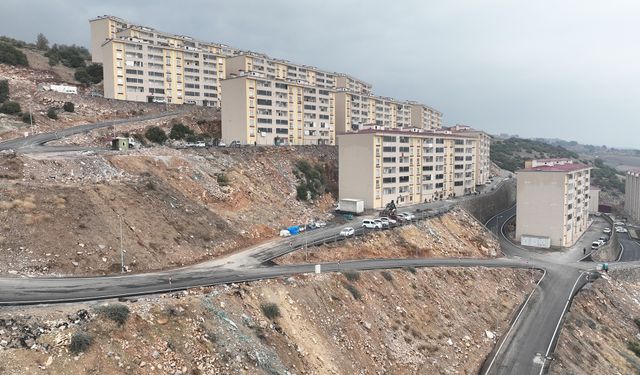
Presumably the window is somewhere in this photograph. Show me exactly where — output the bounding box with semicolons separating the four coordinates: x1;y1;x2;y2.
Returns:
399;136;410;143
257;118;273;124
383;157;396;163
383;136;396;142
399;176;409;183
399;147;410;153
383;146;396;152
454;181;463;186
399;166;409;173
383;177;396;184
257;127;273;133
257;90;272;96
257;99;272;106
275;128;288;134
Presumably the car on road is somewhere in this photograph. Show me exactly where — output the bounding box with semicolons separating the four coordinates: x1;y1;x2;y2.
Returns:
398;212;415;221
591;241;601;250
339;227;355;237
314;221;327;228
603;227;611;234
379;217;397;227
218;141;227;147
362;219;382;229
599;236;609;243
615;226;628;233
614;221;625;226
374;218;386;228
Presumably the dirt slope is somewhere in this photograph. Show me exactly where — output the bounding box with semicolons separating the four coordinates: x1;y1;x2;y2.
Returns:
551;269;640;374
0;267;537;374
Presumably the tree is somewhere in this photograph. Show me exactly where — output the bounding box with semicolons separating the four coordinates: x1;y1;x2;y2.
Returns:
0;42;28;67
35;33;49;50
47;107;58;119
74;68;92;84
169;122;194;140
0;80;8;103
145;126;167;144
63;102;75;112
86;63;103;83
0;101;21;115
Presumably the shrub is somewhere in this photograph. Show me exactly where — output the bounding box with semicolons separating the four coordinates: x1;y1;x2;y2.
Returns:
0;79;8;103
261;303;280;320
145;126;167;144
217;173;229;187
36;33;49;51
46;107;58;119
635;318;640;330
21;112;33;124
628;340;640;358
169;122;194;140
344;283;362;300
342;270;360;282
69;331;92;354
74;68;92;85
296;185;308;201
381;271;393;282
0;42;28;67
45;44;89;68
86;63;103;84
63;102;75;112
0;101;21;115
404;266;417;274
96;304;130;326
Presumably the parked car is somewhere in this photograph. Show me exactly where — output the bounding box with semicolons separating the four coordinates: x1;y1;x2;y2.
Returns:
314;221;327;228
615;226;628;233
362;219;382;229
603;227;612;234
379;217;397;227
374;219;386;228
229;140;242;147
398;212;415;221
599;235;609;242
218;141;227;147
339;227;355;237
591;241;601;250
614;221;625;226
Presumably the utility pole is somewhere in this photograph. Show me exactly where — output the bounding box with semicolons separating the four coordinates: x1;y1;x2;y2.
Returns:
120;216;125;273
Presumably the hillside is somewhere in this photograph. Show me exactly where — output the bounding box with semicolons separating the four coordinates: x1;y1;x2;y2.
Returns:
490;137;578;172
0;267;537;374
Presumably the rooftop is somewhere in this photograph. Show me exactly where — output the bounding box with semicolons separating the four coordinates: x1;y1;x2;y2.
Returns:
520;163;590;173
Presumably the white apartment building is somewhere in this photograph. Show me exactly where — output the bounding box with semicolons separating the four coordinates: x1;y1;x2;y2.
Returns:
625;170;640;221
516;159;591;248
446;125;491;185
338;127;478;209
221;73;335;145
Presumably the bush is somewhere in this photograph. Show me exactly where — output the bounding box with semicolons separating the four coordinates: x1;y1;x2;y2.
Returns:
381;271;393;282
69;331;92;354
0;42;28;67
404;266;418;274
45;44;89;68
0;101;21;115
96;304;130;326
628;340;640;358
296;185;308;201
145;126;167;144
217;173;229;187
36;33;49;51
635;318;640;330
169;122;194;140
46;107;58;119
342;270;360;282
344;283;362;300
63;102;75;112
86;63;103;83
0;80;8;103
21;112;33;124
260;303;280;320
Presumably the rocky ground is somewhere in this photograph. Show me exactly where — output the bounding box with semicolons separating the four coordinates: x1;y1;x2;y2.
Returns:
0;267;537;374
551;268;640;374
277;208;500;264
0;146;336;277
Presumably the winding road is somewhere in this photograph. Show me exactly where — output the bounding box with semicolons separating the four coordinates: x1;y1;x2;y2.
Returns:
0;116;635;373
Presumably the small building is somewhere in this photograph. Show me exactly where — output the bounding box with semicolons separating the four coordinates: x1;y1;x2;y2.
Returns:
49;84;78;94
589;187;600;213
516;159;591;248
111;137;129;151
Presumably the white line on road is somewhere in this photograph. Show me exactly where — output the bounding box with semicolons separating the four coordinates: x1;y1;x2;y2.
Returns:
617;242;624;262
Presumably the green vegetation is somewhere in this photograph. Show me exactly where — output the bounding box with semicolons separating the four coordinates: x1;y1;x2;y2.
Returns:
45;44;90;68
490;137;578;172
35;33;49;51
293;159;334;201
0;101;21;115
217;173;230;187
381;270;393;282
628;340;640;358
260;303;281;320
21;112;33;124
342;270;361;282
404;266;418;274
96;303;130;326
63;101;75;112
591;158;624;194
69;331;93;354
169;122;194;140
0;80;8;103
635;318;640;330
0;41;28;67
46;107;58;119
75;63;103;85
145;126;168;144
344;283;362;300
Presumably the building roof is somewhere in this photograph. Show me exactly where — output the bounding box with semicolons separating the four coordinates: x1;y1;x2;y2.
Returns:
533;158;572;163
338;128;476;139
519;163;590;173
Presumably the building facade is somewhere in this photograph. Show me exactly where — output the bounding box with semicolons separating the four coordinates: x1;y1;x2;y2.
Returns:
338;128;478;209
221;73;335;145
625;170;640;221
90;15;237;106
516;159;591;248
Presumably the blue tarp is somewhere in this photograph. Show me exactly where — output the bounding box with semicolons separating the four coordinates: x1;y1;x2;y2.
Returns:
287;226;300;235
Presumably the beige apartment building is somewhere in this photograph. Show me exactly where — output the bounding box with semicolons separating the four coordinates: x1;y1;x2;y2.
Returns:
338;128;478;209
446;125;491;185
90;15;237;106
625;170;640;221
516;159;591;248
221;73;335;145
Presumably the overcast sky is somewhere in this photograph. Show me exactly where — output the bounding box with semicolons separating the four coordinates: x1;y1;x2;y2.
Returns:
2;0;639;148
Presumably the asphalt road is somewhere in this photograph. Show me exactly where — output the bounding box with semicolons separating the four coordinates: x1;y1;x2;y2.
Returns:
0;110;181;152
617;233;640;262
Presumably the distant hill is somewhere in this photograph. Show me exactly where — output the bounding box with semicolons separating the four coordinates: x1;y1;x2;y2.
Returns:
490;137;579;172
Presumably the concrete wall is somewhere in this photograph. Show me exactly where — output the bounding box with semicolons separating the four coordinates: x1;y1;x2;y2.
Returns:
460;179;517;224
338;133;375;208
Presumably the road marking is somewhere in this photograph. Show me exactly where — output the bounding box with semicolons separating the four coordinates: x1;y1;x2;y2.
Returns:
538;271;585;375
617;242;624;262
483;268;547;375
484;205;516;227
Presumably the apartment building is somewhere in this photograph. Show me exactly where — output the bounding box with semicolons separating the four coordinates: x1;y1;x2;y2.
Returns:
625;170;640;221
90;15;237;106
409;102;444;130
446;125;491;185
516;159;591;248
221;73;335;145
338;128;478;209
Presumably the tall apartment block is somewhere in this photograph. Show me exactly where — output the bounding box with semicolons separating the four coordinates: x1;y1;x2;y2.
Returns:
446;125;491;185
516;159;591;248
625;170;640;221
221;73;335;145
90;15;237;106
338;127;478;209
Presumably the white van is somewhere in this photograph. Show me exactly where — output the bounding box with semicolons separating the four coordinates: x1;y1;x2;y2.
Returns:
362;219;381;229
